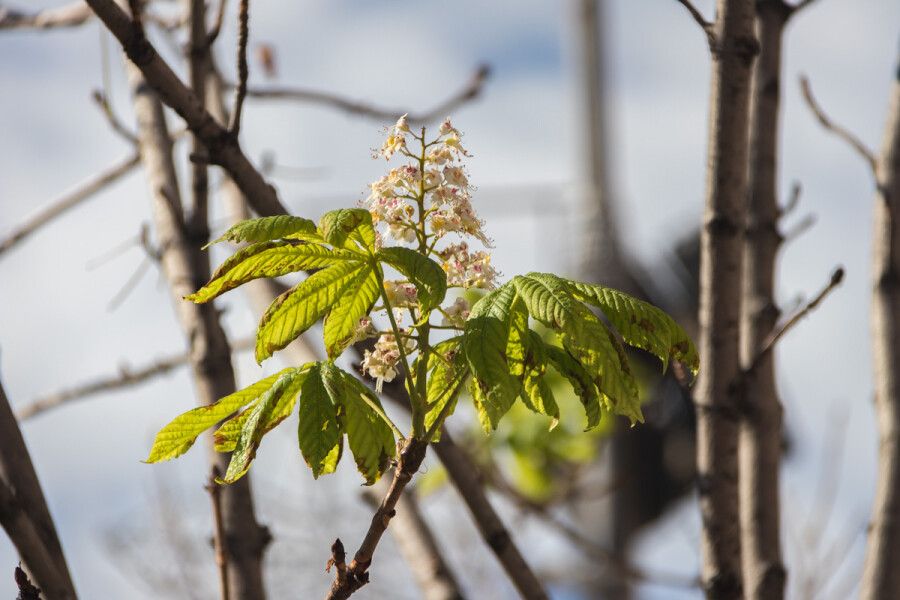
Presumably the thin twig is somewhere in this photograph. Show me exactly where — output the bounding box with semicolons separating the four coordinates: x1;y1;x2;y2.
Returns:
781;213;816;243
324;439;430;600
92;90;138;144
0;153;140;259
207;0;228;45
228;0;249;136
206;467;231;600
799;75;878;173
779;181;802;217
17;337;254;421
0;2;92;29
790;0;824;15
673;0;716;49
755;266;844;362
236;64;491;126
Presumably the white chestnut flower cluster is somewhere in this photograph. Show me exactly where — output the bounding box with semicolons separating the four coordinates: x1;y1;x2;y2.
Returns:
365;116;489;247
441;297;471;328
383;280;418;308
361;332;415;393
437;242;499;290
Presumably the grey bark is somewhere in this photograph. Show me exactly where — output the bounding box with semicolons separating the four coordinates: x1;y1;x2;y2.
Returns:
738;3;790;598
694;1;758;598
0;378;77;600
861;60;900;600
125;62;270;600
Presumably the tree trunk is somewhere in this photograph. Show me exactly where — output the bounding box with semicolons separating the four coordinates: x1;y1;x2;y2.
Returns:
126;62;270;600
738;3;791;598
0;379;77;599
695;1;757;598
860;59;900;600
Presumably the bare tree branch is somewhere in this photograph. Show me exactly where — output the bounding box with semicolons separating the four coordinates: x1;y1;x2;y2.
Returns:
363;483;466;600
17;337;254;421
673;0;716;49
0;376;77;599
228;0;249;136
0;153;140;259
238;64;491;126
14;566;42;600
84;0;288;217
325;439;430;600
206;0;227;44
799;75;878;172
206;466;231;600
0;2;92;29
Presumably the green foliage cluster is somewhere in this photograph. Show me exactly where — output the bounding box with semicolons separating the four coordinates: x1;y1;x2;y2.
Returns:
146;122;698;487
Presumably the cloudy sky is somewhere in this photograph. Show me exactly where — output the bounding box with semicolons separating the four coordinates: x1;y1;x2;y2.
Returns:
1;0;899;598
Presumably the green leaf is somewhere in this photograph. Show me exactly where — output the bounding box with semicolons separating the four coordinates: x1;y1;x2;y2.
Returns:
323;363;396;484
564;280;699;376
322;264;380;358
463;284;521;431
255;261;365;363
146;369;293;463
296;364;343;478
518;331;560;428
319;209;376;252
189;241;360;303
378;246;448;311
424;337;468;436
545;345;602;430
209;215;318;247
512;273;641;423
214;365;311;452
223;369;306;483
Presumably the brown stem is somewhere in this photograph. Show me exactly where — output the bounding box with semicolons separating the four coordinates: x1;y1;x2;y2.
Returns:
206;466;231;600
324;439;429;600
228;0;249;136
0;2;92;29
0;377;77;599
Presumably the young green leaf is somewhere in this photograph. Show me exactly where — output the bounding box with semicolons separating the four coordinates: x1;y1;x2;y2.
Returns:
319;209;376;252
545;345;602;430
223;369;307;483
517;331;560;429
255;261;365;363
423;337;468;436
323;363;396;484
322;264;380;358
208;215;318;247
296;364;344;478
564;280;699;376
377;246;448;311
512;273;641;423
146;369;293;463
463;284;521;430
189;241;360;303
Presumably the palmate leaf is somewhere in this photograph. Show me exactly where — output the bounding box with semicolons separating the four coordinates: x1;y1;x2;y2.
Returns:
563;279;699;376
378;246;448;311
517;331;560;428
319;208;376;252
255;260;365;363
544;345;603;430
322;264;380;358
223;369;309;483
296;364;343;478
188;241;361;303
423;337;468;436
463;285;521;431
208;215;318;246
512;273;641;423
146;369;294;463
322;363;396;484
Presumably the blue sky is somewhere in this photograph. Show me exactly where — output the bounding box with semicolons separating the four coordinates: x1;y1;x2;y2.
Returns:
1;1;899;598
